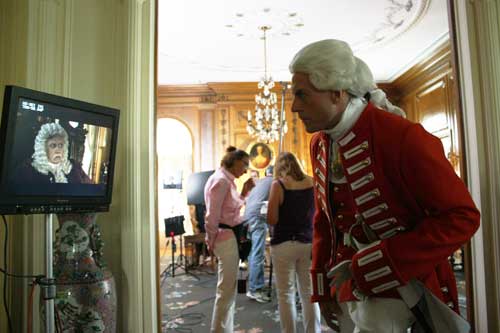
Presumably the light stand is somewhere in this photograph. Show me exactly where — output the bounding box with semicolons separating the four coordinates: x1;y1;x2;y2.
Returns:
169;231;176;277
160;216;199;285
41;213;56;333
164;231;187;278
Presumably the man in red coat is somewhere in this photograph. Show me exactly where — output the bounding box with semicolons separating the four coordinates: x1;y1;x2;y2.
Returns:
289;39;480;332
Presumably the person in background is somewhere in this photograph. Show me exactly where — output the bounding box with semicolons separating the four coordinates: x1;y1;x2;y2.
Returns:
243;165;274;303
267;152;321;333
241;169;259;197
250;169;259;183
289;39;480;332
204;146;250;333
16;122;90;184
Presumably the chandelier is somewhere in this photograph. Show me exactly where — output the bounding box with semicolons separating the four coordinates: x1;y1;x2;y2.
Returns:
246;26;287;143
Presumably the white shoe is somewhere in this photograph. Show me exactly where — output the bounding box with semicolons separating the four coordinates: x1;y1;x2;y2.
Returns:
246;290;271;303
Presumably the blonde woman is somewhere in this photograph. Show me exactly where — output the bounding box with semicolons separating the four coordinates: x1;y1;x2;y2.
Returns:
267;152;321;333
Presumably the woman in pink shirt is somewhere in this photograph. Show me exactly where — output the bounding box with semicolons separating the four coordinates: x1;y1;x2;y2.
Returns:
204;146;249;332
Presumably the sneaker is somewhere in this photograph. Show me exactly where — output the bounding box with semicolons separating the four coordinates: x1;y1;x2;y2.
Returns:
257;291;271;303
246;290;271;303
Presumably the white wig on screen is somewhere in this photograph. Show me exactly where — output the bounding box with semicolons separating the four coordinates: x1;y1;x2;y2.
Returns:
289;39;405;117
31;122;72;182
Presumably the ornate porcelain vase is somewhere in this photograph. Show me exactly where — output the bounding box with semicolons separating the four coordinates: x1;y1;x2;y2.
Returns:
50;213;117;332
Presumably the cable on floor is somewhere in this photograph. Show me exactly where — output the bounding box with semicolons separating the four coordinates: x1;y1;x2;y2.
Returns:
163;295;215;333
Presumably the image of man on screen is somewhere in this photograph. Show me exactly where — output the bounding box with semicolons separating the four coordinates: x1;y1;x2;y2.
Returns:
16;122;91;184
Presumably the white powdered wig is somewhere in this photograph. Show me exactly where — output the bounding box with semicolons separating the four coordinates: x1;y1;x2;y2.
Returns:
289;39;405;117
32;122;72;183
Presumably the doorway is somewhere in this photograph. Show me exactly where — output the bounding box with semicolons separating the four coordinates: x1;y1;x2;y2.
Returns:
154;0;479;331
156;117;195;331
156;117;193;236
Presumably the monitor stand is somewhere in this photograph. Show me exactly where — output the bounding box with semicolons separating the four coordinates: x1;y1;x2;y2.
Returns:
41;213;56;333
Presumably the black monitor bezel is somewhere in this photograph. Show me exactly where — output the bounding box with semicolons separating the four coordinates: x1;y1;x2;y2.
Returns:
0;85;120;214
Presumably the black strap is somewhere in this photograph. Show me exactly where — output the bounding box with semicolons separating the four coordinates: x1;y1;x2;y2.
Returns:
219;223;232;230
277;179;286;191
219;223;247;242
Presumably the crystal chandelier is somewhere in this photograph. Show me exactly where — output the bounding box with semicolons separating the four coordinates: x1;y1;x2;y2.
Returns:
247;26;287;143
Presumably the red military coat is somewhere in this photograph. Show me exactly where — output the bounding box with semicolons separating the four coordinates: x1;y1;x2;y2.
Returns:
309;103;480;312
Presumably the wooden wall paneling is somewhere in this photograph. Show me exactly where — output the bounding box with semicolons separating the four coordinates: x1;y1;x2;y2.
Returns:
213;106;221;167
218;106;229;160
388;39;473;319
446;73;465;177
200;108;215;170
392;43;453;97
298;123;311;175
378;83;402;104
157;82;310;174
390;41;463;176
415;78;450;132
230;103;252;134
412;71;462;176
400;95;416;121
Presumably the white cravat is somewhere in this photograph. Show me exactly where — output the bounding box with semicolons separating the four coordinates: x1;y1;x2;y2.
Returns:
47;161;69;183
322;97;366;183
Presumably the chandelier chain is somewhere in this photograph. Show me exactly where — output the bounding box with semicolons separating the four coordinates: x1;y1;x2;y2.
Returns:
246;25;287;143
263;26;268;80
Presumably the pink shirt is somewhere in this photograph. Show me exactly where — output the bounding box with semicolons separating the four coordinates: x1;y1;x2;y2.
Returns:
204;167;244;249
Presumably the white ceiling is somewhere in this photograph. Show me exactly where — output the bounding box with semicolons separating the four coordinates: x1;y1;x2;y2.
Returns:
158;0;449;85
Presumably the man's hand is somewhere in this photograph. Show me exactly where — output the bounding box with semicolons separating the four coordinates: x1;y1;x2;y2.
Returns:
327;259;367;301
318;300;341;331
241;178;255;197
327;260;352;288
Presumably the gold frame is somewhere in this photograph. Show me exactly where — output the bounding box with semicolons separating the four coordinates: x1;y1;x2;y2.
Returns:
247;142;274;170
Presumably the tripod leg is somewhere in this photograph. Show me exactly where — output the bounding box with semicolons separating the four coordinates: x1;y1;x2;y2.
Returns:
180;236;187;273
171;235;176;277
268;260;273;298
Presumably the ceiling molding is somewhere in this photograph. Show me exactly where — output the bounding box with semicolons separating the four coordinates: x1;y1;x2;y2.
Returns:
384;32;450;83
158;0;450;84
352;0;431;52
158;84;215;97
392;40;452;93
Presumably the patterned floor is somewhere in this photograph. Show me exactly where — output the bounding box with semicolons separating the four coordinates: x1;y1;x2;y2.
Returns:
160;262;333;333
159;250;470;332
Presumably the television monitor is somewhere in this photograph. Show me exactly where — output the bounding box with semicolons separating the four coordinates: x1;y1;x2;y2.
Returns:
0;85;120;214
186;170;214;205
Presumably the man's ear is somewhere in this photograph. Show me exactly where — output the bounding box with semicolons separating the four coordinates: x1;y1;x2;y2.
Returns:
330;90;350;104
329;90;342;103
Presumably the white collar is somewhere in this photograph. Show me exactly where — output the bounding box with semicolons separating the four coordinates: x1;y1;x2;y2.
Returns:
323;97;366;141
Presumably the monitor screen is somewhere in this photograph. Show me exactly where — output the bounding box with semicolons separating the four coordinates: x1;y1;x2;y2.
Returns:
0;85;120;214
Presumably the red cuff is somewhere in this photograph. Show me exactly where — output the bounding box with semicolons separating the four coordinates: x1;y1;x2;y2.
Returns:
310;269;332;302
351;241;405;295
